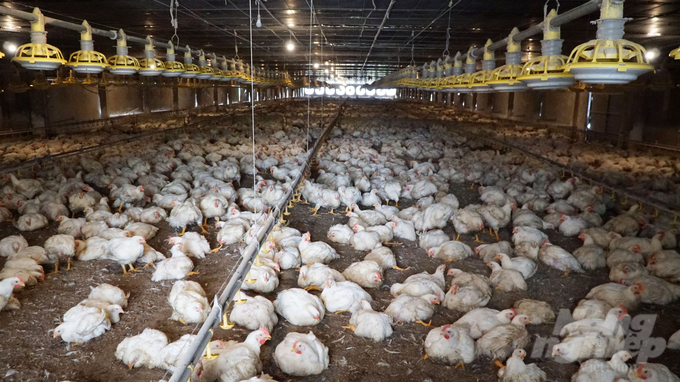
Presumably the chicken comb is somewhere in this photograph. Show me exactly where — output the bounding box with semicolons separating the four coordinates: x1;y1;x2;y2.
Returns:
510;308;517;315
636;282;643;290
619;306;628;314
17;276;24;283
258;327;270;336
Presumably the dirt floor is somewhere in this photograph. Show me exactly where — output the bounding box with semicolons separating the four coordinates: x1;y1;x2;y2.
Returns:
1;101;680;382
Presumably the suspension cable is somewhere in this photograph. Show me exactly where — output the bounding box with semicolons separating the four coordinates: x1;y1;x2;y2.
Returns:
249;0;257;195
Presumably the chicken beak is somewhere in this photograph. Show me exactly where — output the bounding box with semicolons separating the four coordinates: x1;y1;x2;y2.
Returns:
519;353;525;360
53;332;60;338
266;335;272;340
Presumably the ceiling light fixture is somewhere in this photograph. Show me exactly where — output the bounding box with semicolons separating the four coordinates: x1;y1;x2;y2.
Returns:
5;42;17;54
286;41;295;51
645;48;659;61
256;0;262;27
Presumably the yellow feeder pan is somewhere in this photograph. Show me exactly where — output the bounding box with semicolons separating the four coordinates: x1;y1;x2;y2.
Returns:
67;21;108;74
12;8;66;71
518;9;575;90
467;39;495;93
442;52;465;93
565;0;654;84
196;50;213;80
107;29;140;76
669;46;680;60
162;41;185;78
138;37;165;77
488;28;528;92
219;56;233;81
180;46;200;79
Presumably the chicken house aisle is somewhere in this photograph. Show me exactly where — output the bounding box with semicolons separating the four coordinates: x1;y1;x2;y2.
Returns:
2;100;680;382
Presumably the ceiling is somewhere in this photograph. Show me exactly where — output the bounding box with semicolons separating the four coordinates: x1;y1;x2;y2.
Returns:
0;0;679;81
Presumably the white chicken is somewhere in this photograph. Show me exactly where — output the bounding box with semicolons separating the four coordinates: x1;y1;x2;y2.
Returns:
298;232;339;264
274;288;325;326
53;305;111;344
497;349;547;382
229;292;278;332
426;240;473;262
320;278;372;313
384;294;440;324
107;236;146;275
115;328;168;369
494;252;537;279
343;299;393;342
273;331;329;376
0;235;28;257
475;314;531;363
298;263;345;291
424;324;475;366
453;307;517;339
342;260;383;288
152;243;197;282
327;224;353;244
167;280;210;324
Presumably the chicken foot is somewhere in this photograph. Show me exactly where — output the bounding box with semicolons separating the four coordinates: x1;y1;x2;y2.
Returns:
67;259;72;271
304;285;321;291
178;226;187;236
474;235;485;244
391;266;410;271
455;363;466;370
199;225;210;234
333;310;350;314
328;209;337;215
52;263;59;274
342;325;356;331
416;320;432;327
494;360;505;369
385;242;403;245
311;207;319;216
210;244;223;253
187;271;200;276
561;269;571;277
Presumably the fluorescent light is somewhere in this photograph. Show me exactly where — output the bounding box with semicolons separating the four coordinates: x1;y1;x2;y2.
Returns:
286;10;295;14
286;41;295;51
313;63;319;69
288;22;294;27
652;17;659;21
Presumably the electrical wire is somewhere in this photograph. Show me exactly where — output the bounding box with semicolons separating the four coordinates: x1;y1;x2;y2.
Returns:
307;0;313;152
249;0;257;196
361;0;396;71
443;2;452;57
358;0;377;42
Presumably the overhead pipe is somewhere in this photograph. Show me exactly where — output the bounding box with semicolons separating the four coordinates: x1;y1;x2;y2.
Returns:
1;5;208;54
465;0;603;60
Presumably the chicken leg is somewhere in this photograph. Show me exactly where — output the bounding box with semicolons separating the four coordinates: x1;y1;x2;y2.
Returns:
333;310;349;314
178;226;187;236
455;363;466;370
210;244;223;253
199;225;209;234
121;264;129;276
494;360;505;369
128;264;142;273
304;285;321;291
328;209;336;215
67;259;72;271
187;271;200;276
385;241;403;245
52;263;60;274
416;320;432;327
342;325;356;331
561;269;571;277
474;235;485;244
391;265;410;271
455;234;460;241
311;207;319;216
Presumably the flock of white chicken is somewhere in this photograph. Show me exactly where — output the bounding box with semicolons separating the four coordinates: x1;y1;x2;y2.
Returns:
2;103;680;382
457;112;680;210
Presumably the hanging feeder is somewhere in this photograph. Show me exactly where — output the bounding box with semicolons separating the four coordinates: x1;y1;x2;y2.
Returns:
219;56;232;81
468;39;495;93
517;9;575;90
67;21;108;74
195;50;214;80
670;46;680;60
138;37;165;76
564;0;654;84
209;54;224;81
488;28;528;92
107;29;140;75
12;8;66;71
179;46;200;79
441;52;464;92
161;41;185;77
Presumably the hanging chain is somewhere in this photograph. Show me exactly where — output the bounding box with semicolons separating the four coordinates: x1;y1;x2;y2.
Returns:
410;30;415;66
359;0;377;42
234;30;240;59
443;2;452;57
544;0;560;19
170;0;179;45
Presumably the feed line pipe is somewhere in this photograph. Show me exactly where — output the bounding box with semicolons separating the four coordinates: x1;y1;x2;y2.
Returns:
459;0;604;60
168;99;346;382
0;5;196;53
